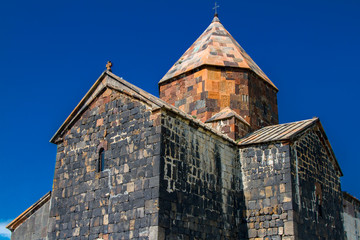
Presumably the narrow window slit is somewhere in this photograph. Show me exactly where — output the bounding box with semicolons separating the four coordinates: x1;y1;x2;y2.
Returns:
98;148;105;172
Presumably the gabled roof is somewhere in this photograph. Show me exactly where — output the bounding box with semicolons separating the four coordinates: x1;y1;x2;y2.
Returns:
6;191;51;232
238;117;343;176
238;118;318;146
205;107;250;126
159;16;277;90
343;192;360;206
50;71;238;145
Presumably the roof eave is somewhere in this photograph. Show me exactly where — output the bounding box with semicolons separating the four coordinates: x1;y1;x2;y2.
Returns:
50;71;108;144
315;120;343;177
159;64;278;91
6;191;51;232
238;118;343;177
205;111;250;127
50;71;168;144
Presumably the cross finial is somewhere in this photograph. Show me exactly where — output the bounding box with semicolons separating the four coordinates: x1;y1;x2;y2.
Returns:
106;61;112;72
213;2;220;17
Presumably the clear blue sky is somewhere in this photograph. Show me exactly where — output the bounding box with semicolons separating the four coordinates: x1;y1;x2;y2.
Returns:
1;0;360;238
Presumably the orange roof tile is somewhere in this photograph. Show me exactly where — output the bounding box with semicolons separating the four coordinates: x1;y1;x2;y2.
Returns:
159;16;277;90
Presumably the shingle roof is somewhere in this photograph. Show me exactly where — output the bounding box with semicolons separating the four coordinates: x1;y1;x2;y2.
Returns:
238;118;318;146
205;107;250;126
159;16;277;90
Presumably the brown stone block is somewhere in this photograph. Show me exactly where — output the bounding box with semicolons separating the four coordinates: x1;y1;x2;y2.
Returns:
103;88;112;97
230;123;235;132
194;69;204;79
208;91;220;99
208;69;221;81
193;95;201;101
226;81;235;93
219;81;227;92
197;82;203;94
211;81;220;91
204;79;212;91
220;95;230;108
96;118;103;127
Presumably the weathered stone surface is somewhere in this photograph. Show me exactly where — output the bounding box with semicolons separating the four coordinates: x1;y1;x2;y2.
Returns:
10;201;50;240
48;87;161;240
159;66;278;131
290;127;344;240
239;142;293;239
159;111;247;239
6;14;350;240
343;192;360;240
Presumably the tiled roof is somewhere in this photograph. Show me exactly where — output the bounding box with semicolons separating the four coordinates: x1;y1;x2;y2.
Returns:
205;107;249;126
238;118;318;146
159;16;277;90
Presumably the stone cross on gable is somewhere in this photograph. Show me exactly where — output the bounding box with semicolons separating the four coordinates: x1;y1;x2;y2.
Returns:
213;2;220;16
106;61;112;72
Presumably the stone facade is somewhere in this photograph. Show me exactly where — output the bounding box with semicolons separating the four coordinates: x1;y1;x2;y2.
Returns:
343;192;360;240
290;128;344;239
7;15;353;240
238;125;344;240
7;71;349;240
239;143;294;240
248;72;278;129
159;111;245;239
48;87;162;239
10;200;50;240
159;66;278;130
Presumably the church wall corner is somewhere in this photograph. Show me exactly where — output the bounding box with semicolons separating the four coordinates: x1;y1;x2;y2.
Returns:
47;88;162;239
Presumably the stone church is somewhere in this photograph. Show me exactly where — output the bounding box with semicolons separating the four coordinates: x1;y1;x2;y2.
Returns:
6;14;359;240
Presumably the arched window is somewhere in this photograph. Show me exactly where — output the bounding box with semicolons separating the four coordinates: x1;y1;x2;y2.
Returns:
98;148;105;172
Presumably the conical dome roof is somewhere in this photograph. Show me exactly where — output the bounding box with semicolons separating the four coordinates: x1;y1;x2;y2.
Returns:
159;16;277;90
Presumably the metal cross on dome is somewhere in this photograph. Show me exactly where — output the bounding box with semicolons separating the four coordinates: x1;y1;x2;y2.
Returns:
213;2;220;16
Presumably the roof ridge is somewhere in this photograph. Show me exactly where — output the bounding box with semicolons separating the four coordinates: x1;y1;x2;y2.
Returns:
205;107;250;126
50;71;239;145
238;117;318;145
107;72;237;144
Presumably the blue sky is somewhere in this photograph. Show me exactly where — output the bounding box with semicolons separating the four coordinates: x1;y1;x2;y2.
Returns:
1;0;360;237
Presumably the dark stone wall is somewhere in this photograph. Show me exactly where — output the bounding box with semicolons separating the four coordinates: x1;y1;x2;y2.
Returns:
159;111;246;239
291;127;344;240
48;88;162;240
290;128;344;240
343;192;360;240
11;201;50;240
239;143;295;240
248;72;278;130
